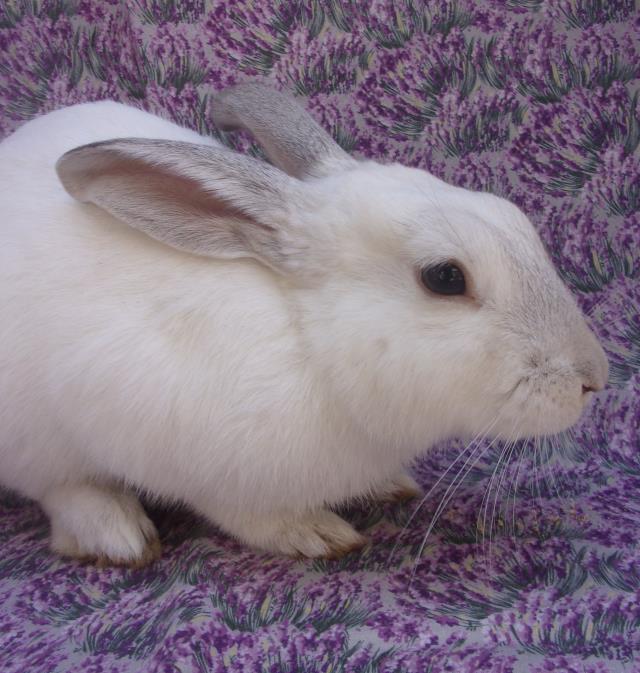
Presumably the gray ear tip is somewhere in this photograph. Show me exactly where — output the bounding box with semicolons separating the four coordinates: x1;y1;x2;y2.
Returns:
212;79;297;130
210;80;355;177
216;79;286;99
210;101;239;131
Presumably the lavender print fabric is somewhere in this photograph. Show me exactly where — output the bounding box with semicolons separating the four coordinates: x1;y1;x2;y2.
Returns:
1;1;639;671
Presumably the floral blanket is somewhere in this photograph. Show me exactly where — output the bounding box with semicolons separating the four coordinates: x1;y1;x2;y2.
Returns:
1;1;639;671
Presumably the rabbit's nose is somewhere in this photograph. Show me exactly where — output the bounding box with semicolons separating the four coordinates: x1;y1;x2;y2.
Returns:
578;347;609;395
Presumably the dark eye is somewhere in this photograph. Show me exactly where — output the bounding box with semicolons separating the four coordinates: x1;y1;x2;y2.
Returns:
420;262;466;296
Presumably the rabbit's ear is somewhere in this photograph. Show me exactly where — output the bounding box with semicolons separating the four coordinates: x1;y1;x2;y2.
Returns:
56;138;320;275
212;80;357;179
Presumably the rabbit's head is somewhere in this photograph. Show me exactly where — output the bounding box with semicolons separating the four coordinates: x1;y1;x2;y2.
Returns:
56;81;608;453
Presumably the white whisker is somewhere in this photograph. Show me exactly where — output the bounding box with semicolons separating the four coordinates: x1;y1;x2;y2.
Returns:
533;436;542;505
408;421;502;580
388;414;500;567
508;441;527;538
481;441;505;557
484;429;519;570
542;436;563;502
489;433;520;562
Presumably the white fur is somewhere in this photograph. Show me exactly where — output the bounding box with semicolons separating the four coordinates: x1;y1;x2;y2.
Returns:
0;99;608;561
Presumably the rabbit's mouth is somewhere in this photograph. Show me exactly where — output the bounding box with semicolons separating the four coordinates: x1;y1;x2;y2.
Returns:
496;363;604;439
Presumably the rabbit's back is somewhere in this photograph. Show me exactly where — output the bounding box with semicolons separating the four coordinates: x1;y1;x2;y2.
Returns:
0;101;209;166
0;102;316;506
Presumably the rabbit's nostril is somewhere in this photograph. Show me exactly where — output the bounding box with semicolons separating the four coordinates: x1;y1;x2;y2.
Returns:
577;355;608;394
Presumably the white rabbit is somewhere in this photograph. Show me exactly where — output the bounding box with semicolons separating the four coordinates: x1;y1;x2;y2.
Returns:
0;82;608;565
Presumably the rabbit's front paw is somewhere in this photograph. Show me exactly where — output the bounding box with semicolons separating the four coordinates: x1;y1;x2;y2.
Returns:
374;471;422;504
231;509;367;559
42;484;160;568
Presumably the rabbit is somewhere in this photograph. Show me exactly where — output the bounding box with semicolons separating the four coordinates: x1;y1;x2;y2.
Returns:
0;81;608;565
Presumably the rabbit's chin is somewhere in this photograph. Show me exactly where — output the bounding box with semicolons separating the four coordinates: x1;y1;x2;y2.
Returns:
490;394;590;441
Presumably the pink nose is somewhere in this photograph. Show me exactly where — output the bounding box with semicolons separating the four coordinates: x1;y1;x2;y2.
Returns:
579;355;608;395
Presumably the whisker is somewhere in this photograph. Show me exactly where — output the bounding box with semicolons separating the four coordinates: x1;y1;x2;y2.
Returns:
485;430;519;570
564;427;583;519
584;293;609;319
490;434;520;556
508;441;527;538
539;436;549;498
408;427;501;578
476;375;529;553
481;440;507;560
475;434;505;550
388;414;500;567
542;435;563;502
533;436;543;505
551;430;580;516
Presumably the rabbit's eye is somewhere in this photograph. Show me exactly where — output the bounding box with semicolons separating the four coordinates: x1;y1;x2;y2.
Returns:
421;262;466;296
